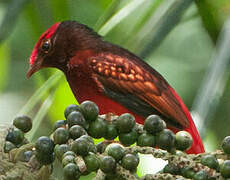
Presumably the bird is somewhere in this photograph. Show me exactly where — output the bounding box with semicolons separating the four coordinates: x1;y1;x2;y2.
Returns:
27;21;204;154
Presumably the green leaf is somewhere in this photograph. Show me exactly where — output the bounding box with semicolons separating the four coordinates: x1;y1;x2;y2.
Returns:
192;18;230;137
132;0;193;57
194;0;230;43
98;0;148;36
0;0;29;43
0;42;9;91
27;90;56;141
49;81;77;122
94;0;122;31
17;71;63;116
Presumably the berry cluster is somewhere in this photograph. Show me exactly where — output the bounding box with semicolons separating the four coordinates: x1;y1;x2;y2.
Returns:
3;100;230;179
4;115;33;162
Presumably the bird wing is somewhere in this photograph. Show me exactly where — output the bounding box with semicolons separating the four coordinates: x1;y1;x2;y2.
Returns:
88;53;189;128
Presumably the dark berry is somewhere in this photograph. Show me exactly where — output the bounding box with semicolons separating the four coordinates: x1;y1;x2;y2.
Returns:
35;136;54;154
4;141;16;153
193;170;208;180
119;129;138;146
64;104;81;119
84;153;100;172
53;120;66;131
88;118;107;138
69;125;87;140
22;151;33;162
121;153;139;171
63;151;76;159
222;136;230;154
144;115;166;134
163;164;180;175
67;111;88;129
105;143;125;162
200;155;219;170
62;155;75;167
53;127;69;144
116;113;135;133
96;142;108;153
100;156;116;174
104;124;118;140
71;138;89;156
6;128;24;145
63;163;80;180
175;131;193;151
156;129;175;152
54;144;70;161
36;152;55;165
13;115;32;133
137;133;155;147
220;160;230;178
80;100;99;121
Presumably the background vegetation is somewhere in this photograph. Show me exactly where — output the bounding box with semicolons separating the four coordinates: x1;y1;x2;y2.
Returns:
0;0;230;178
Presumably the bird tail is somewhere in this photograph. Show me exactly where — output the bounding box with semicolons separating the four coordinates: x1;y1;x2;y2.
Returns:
169;87;205;154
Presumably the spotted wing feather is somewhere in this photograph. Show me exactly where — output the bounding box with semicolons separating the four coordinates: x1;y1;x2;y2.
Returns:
88;54;189;129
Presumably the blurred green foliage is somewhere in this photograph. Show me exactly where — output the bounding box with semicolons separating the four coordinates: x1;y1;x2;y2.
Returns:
0;0;230;178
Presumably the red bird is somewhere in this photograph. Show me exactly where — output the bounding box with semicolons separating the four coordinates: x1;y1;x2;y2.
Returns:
27;21;204;154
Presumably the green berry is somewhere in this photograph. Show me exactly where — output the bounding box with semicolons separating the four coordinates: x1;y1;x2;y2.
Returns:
144;115;166;134
54;144;70;161
35;136;54;154
69;125;87;140
104;124;118;140
80;135;94;144
6;128;24;145
62;155;75;167
116;113;135;133
222;136;230;154
121;153;139;171
88;142;97;153
36;152;55;165
105;143;125;162
71;138;89;156
119;129;138;146
53;120;66;131
4;141;16;153
67;111;88;129
156;129;175;151
200;155;219;170
88;118;107;138
137;133;155;147
220;160;230;178
163;164;180;175
100;156;116;174
175;131;193;151
181;167;195;178
96;142;108;153
84;153;100;172
53;127;69;144
193;170;208;180
63;163;80;180
80;100;99;121
64;104;81;119
63;151;76;159
13;115;32;133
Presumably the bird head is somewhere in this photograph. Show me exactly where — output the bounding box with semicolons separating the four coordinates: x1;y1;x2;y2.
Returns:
27;21;100;78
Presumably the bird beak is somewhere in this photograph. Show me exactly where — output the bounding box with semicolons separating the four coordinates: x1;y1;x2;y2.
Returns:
26;59;42;78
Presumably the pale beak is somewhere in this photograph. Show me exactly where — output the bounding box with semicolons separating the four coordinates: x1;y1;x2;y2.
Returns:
26;60;42;78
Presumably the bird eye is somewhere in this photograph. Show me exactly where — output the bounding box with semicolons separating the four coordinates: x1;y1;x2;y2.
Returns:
41;40;51;53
